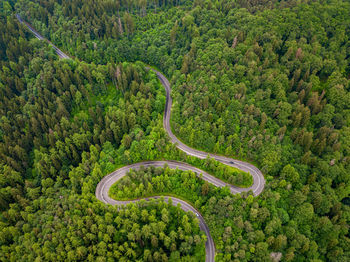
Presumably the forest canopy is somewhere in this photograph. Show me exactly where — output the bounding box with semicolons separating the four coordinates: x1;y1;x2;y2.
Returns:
0;0;350;261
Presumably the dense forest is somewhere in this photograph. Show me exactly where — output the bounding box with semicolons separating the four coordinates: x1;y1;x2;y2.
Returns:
1;0;350;261
0;11;207;261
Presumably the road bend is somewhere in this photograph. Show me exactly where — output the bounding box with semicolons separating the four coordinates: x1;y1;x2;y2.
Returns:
151;68;265;196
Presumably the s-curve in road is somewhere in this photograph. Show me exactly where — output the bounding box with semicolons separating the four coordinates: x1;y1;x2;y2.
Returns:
96;69;266;262
95;161;216;261
150;68;265;196
16;14;70;59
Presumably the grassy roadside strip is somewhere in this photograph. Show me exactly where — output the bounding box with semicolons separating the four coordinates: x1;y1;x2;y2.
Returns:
109;191;199;211
185;155;253;188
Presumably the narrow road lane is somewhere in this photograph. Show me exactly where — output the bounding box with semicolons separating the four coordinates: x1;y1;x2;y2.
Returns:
16;14;70;59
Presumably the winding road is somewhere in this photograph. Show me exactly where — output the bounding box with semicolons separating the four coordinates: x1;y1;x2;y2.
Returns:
18;15;265;261
96;68;265;261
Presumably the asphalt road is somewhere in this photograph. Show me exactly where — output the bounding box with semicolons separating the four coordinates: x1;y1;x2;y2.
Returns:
152;68;265;196
95;161;216;261
16;14;70;59
17;15;265;261
96;70;266;261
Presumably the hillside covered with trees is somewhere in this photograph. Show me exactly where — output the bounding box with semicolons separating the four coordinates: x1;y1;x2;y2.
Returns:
1;0;350;261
